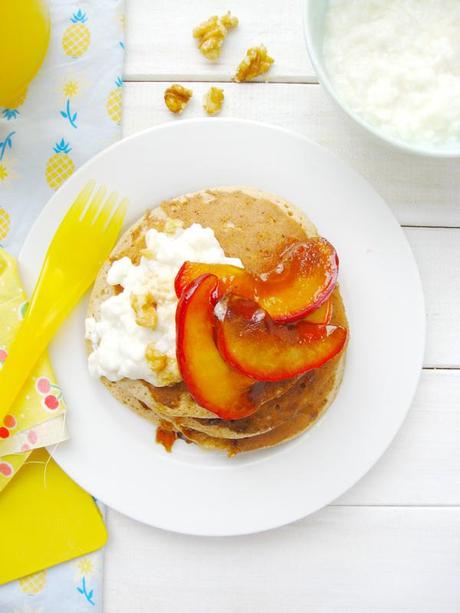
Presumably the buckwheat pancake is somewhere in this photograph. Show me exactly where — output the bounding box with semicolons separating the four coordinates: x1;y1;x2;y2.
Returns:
87;187;348;454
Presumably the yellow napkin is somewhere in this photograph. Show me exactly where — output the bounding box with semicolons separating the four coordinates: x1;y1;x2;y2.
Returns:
0;249;107;585
0;447;107;585
0;249;68;491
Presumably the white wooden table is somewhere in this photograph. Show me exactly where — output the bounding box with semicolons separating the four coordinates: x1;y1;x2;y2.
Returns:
104;1;460;611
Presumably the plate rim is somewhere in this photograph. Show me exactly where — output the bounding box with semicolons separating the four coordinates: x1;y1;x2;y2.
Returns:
19;118;426;536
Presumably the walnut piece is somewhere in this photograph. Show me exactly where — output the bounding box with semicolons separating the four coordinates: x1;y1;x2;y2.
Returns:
193;12;238;61
203;87;224;115
158;364;181;386
234;45;274;82
130;292;158;329
145;344;167;373
145;344;181;386
164;84;193;114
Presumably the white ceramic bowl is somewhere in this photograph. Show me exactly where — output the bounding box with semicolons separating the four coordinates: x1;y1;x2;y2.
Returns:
303;0;460;159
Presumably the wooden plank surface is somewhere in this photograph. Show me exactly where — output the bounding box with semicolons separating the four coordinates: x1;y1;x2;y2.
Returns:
405;228;460;368
123;82;460;228
103;1;460;611
336;370;460;506
104;506;460;613
124;0;314;82
122;84;460;368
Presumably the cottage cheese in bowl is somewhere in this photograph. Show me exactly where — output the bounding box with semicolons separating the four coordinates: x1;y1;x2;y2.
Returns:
321;0;460;154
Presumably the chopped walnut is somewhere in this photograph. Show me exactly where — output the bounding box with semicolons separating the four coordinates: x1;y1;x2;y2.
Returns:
163;217;184;234
145;343;167;373
164;84;193;114
158;364;181;386
193;12;238;61
203;87;224;115
145;344;181;386
234;45;274;82
130;292;158;329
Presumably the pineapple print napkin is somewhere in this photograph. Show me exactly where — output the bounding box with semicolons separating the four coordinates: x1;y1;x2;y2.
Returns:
0;0;125;611
0;0;125;255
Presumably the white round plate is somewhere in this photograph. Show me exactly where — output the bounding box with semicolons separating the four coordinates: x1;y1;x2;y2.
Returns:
19;119;425;536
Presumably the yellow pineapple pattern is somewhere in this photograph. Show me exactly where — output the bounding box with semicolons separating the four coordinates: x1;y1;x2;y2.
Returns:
19;569;47;594
106;77;123;124
45;139;75;190
62;10;91;58
0;208;10;241
0;163;8;182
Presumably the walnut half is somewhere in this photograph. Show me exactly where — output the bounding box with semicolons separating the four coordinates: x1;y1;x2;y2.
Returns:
193;12;238;61
234;45;274;82
203;87;224;115
164;84;193;114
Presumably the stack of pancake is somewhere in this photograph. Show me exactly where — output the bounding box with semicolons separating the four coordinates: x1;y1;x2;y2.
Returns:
87;188;348;455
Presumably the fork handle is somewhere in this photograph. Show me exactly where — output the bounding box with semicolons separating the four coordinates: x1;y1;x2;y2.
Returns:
0;313;49;420
0;267;79;422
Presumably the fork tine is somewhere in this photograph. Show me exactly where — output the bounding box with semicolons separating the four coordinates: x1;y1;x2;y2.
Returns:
104;198;128;243
83;185;108;223
61;181;96;226
92;198;127;266
94;191;119;229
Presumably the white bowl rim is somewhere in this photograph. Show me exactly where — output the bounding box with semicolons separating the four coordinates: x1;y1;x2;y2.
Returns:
303;0;460;159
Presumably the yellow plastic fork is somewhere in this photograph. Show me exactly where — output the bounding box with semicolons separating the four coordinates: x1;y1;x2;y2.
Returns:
0;181;127;422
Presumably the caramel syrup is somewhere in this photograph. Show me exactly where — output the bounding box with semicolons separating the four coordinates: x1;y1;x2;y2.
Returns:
155;421;178;452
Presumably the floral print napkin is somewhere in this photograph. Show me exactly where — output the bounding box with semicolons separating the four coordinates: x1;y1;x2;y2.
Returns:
0;1;125;610
0;249;68;490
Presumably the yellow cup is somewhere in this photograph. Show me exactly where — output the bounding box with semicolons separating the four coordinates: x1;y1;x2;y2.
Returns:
0;0;50;107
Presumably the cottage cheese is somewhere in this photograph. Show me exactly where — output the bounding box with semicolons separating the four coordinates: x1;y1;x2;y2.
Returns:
323;0;460;149
85;223;242;386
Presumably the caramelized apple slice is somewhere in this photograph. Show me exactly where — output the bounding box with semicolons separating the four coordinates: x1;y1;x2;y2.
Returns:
175;238;338;323
175;261;252;299
303;299;333;325
254;239;338;322
216;295;347;381
176;274;257;420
